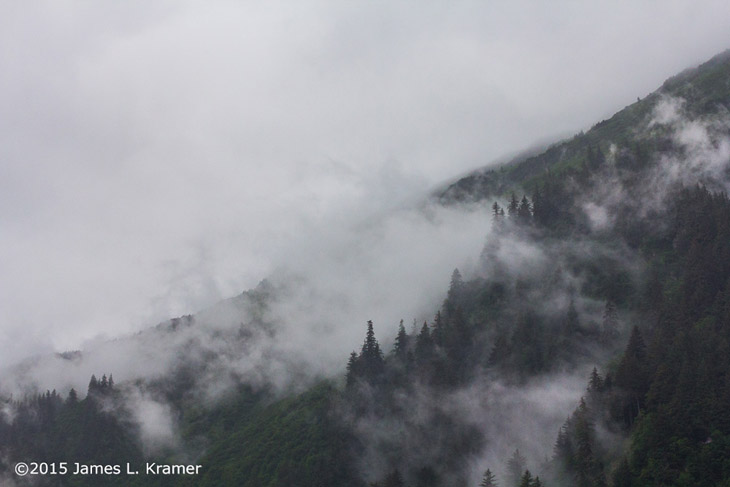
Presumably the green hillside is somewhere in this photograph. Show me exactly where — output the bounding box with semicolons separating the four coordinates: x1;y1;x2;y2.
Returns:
438;49;730;204
3;49;730;486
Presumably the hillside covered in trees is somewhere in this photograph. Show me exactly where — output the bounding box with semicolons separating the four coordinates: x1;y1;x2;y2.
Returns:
3;50;730;486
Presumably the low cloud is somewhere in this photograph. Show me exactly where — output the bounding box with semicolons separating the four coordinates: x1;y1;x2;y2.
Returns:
0;197;490;400
2;1;730;368
345;370;590;485
578;96;730;235
124;388;179;456
2;0;730;472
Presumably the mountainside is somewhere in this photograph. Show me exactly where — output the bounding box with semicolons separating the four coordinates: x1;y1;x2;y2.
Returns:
438;49;730;205
3;50;730;487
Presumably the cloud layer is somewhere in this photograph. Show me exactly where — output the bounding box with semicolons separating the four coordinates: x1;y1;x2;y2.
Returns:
2;1;730;365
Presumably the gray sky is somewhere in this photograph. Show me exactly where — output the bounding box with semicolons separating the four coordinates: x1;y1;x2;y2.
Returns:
2;1;730;366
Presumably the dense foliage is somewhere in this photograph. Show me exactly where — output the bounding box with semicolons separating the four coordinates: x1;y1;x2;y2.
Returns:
3;49;730;486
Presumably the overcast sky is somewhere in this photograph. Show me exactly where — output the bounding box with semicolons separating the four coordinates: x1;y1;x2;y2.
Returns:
2;1;730;366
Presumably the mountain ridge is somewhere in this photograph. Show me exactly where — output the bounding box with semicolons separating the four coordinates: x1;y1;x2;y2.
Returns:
437;48;730;205
3;48;730;486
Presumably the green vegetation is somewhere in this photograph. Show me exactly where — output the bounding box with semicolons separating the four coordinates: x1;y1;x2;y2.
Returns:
181;382;355;487
4;49;730;486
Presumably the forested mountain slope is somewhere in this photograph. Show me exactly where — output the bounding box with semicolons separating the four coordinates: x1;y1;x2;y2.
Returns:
438;49;730;205
3;50;730;487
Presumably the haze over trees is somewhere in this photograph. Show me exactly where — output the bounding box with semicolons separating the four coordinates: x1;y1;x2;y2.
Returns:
3;49;730;487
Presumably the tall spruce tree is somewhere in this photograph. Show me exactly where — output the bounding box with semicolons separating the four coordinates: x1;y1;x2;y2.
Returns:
87;375;98;395
393;319;409;360
587;367;604;395
480;468;498;487
572;397;604;487
552;421;573;476
415;321;434;364
360;320;384;382
519;470;533;487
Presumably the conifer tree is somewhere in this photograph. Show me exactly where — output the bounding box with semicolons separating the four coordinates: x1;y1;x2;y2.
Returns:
587;367;604;395
492;201;502;220
573;398;604;487
480;468;498;487
446;269;464;316
489;332;510;368
531;188;543;224
552;421;573;472
432;310;446;346
508;192;520;217
359;321;384;382
517;196;532;222
519;470;533;487
506;449;526;487
361;320;382;358
394;319;409;360
415;321;434;364
346;351;359;388
88;375;98;394
623;325;646;361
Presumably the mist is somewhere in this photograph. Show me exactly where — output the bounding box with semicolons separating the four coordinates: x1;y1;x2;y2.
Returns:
0;197;491;399
336;91;730;485
2;1;730;369
2;5;730;485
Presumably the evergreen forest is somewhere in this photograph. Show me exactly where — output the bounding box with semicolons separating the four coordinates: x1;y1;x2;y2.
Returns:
4;49;730;487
